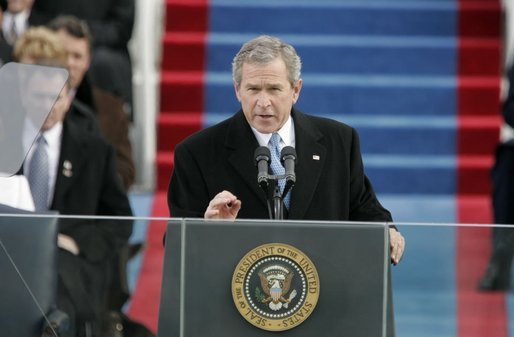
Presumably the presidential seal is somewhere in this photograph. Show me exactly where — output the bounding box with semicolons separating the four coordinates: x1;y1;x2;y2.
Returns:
231;243;320;331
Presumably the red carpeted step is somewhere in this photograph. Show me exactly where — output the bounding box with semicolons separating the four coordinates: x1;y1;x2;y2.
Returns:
160;71;203;112
458;155;495;195
456;2;506;335
156;151;174;191
458;76;501;116
458;1;502;38
456;225;507;337
456;196;506;337
458;194;493;224
157;112;203;152
458;115;501;155
165;0;208;33
161;32;206;72
127;192;169;333
459;38;501;76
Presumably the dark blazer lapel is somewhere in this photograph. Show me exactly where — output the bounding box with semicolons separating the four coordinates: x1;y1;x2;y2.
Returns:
51;120;86;207
225;111;268;209
289;109;326;219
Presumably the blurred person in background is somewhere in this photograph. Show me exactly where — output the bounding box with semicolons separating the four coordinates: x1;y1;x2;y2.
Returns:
48;15;135;190
29;0;135;119
479;63;514;291
14;26;133;337
0;2;13;66
2;0;32;45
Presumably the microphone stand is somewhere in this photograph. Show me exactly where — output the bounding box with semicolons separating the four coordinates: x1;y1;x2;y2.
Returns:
270;173;296;220
271;183;284;220
258;172;285;220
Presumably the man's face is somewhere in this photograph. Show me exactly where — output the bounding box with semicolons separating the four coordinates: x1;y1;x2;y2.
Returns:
56;30;91;89
25;70;72;131
7;0;33;14
41;84;71;131
234;57;302;134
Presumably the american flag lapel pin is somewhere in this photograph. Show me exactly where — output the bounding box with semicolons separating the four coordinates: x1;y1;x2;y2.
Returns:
313;154;320;160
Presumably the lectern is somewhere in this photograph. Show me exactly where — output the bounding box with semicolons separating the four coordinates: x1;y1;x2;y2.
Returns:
158;219;394;337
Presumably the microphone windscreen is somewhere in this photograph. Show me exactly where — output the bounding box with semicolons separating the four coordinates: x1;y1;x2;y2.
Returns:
280;146;296;161
254;146;271;164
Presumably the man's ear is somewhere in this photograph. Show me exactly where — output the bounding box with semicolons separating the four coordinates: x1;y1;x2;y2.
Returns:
292;79;302;104
234;81;241;102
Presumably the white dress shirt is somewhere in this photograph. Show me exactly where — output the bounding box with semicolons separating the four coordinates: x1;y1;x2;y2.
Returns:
2;10;30;45
251;115;296;149
0;174;35;211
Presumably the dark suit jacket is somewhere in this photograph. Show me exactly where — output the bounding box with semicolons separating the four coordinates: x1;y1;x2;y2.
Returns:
74;76;135;189
50;116;133;332
491;64;514;226
67;99;101;135
0;35;12;66
168;108;392;222
52;116;132;262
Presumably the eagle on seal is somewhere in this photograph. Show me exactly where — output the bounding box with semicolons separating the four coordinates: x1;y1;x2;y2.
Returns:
258;267;295;311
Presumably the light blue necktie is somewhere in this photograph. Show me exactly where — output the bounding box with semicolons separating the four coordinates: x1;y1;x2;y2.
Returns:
28;135;49;212
268;133;290;209
7;19;17;45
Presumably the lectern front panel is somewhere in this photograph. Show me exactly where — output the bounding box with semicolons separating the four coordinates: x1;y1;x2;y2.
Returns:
158;219;389;337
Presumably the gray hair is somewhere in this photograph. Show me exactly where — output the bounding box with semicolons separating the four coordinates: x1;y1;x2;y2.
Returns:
232;35;302;88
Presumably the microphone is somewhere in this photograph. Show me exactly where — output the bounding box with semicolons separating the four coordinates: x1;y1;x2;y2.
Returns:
255;146;273;219
281;146;296;184
254;146;271;185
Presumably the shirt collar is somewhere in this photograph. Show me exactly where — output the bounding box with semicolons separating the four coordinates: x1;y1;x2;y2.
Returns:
23;120;63;153
251;114;295;147
4;10;30;30
42;122;63;150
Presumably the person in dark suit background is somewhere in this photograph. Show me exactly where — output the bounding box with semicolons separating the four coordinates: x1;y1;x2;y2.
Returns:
48;15;135;190
29;0;135;118
479;63;514;291
47;18;147;336
1;0;33;46
168;35;405;264
14;27;133;337
0;1;13;65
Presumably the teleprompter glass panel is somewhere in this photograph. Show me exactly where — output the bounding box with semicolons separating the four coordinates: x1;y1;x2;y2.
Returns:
0;213;138;337
0;62;68;176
